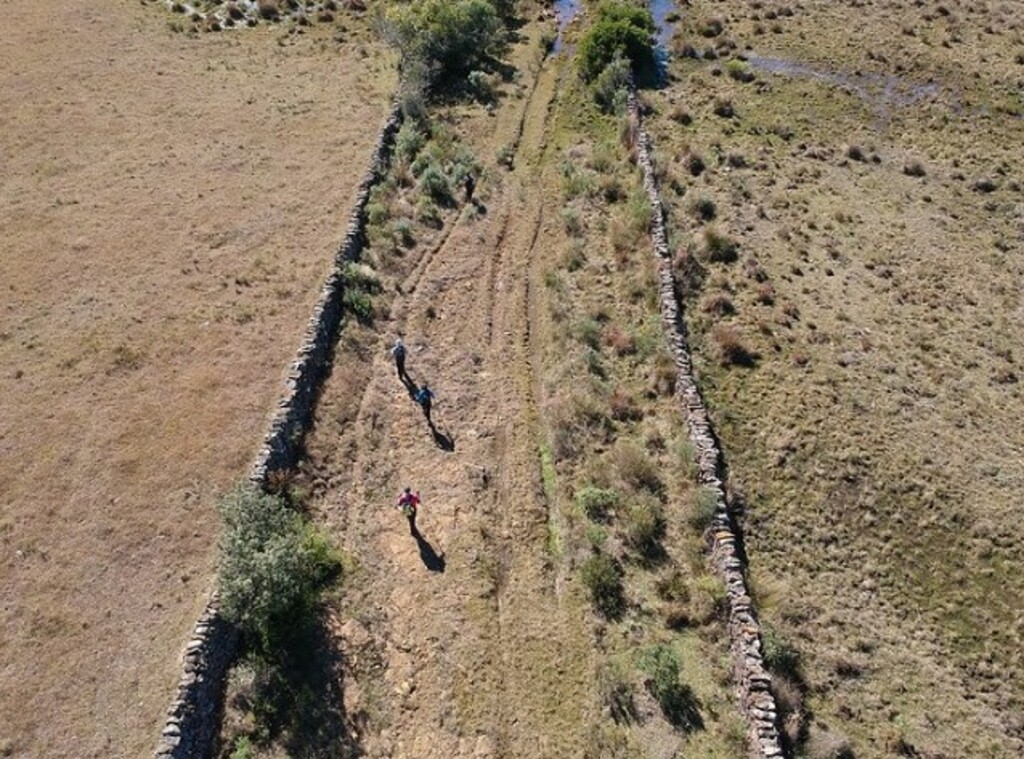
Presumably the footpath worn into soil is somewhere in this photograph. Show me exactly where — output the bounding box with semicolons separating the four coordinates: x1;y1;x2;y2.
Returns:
302;50;597;758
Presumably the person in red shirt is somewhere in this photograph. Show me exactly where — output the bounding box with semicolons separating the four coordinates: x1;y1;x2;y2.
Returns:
396;487;421;535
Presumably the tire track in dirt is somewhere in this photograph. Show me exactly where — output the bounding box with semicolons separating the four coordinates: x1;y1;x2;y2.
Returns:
306;45;594;759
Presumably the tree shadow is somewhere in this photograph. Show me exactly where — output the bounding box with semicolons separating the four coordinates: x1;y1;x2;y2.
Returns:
232;610;363;758
662;683;705;734
411;526;446;573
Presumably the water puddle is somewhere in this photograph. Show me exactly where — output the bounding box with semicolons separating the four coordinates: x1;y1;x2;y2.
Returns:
552;0;583;54
747;55;942;115
650;0;680;49
650;0;681;82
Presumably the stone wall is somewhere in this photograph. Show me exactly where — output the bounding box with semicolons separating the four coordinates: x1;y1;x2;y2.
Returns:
154;101;402;759
628;90;786;759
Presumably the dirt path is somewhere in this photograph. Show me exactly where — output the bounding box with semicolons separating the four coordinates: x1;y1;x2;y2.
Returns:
304;48;595;759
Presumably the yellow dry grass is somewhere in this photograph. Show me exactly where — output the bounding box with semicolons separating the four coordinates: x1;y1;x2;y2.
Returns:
0;2;394;755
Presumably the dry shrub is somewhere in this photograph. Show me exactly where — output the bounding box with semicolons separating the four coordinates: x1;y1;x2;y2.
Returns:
602;324;637;356
673;248;707;297
650;352;677;397
689;195;716;220
624;494;665;560
772;674;806;746
609;387;642;422
619;113;639;152
257;0;280;19
806;726;855;759
699;17;724;37
711;324;756;367
550;395;611;461
685;151;706;176
701;292;735;316
655;569;689;602
713;97;735;118
670;106;692;125
903;160;926;177
663;602;691;629
756;283;776;305
689;575;727;624
845;144;867;162
702;227;738;263
611;440;663;494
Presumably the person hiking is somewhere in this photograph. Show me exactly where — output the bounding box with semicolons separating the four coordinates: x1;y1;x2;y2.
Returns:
396;487;421;535
415;383;435;424
463;172;476;204
391;337;408;381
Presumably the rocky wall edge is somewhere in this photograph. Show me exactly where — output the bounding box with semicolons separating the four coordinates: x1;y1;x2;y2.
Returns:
154;101;403;759
628;90;785;759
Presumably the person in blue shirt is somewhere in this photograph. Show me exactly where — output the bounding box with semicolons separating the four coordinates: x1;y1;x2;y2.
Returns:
415;383;435;424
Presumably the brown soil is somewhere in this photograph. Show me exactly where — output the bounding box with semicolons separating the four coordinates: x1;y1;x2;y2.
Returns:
294;33;601;758
0;3;393;756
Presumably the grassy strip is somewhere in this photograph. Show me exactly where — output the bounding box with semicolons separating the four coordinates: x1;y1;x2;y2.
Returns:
533;50;745;755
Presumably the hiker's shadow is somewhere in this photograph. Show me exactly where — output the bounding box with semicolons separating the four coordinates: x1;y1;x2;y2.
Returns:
401;375;419;398
411;527;446;573
429;424;455;452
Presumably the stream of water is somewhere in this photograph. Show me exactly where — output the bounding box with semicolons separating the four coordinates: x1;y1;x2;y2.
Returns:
552;0;582;54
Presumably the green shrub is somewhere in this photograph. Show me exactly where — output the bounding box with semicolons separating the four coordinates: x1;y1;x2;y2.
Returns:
395;120;426;163
762;622;802;680
576;318;602;350
576;485;621;522
577;1;656;83
384;0;505;82
229;735;255;759
592;54;632;113
626;189;652;236
496;142;514;168
419;164;452;203
562;207;583;237
366;200;389;227
689;487;719;531
561;161;595;199
466;69;497;102
416;197;442;228
218;486;342;650
624;494;665;560
690;574;727;624
581;552;626;619
725;59;755;82
637;644;703;731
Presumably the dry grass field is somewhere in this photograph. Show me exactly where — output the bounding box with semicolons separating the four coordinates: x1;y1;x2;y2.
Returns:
646;0;1024;755
0;2;393;755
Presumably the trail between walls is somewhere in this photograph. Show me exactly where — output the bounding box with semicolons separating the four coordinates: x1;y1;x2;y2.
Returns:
308;59;594;759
